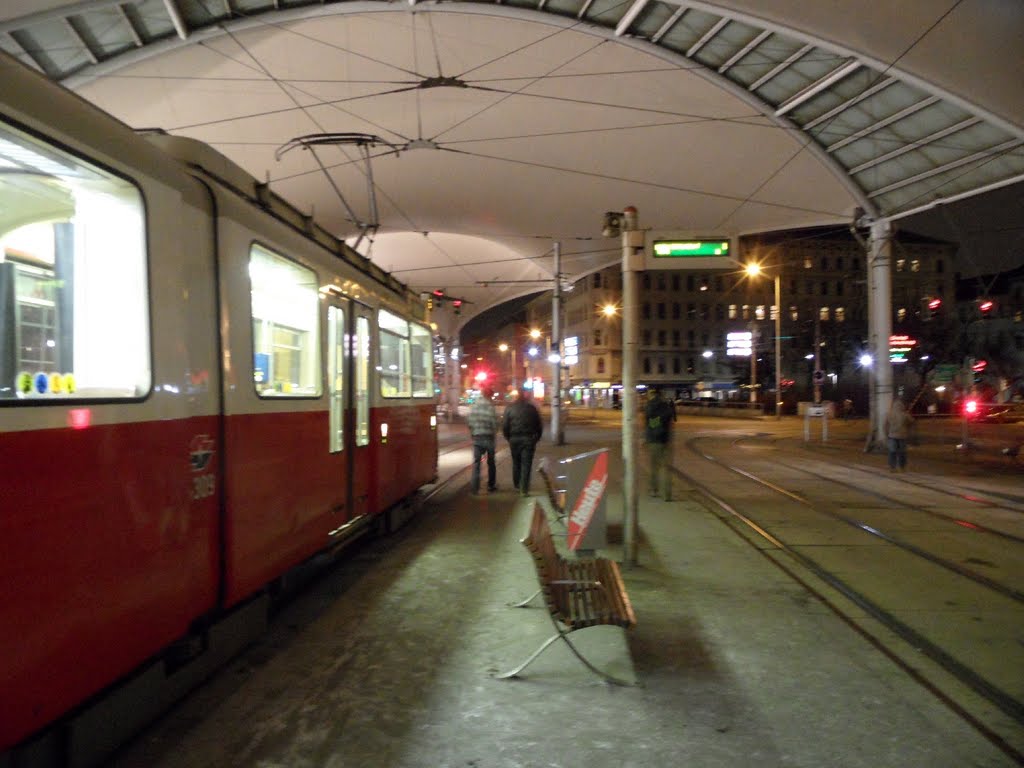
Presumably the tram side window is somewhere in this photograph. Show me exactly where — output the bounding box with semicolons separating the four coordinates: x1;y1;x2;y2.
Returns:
410;322;433;397
0;123;149;401
250;245;320;397
378;309;411;397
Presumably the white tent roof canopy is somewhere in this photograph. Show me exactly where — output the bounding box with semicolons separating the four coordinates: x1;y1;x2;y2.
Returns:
2;0;1022;327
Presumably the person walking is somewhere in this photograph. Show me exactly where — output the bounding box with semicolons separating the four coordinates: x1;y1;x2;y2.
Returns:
467;387;500;494
884;396;914;472
644;387;676;500
502;390;543;496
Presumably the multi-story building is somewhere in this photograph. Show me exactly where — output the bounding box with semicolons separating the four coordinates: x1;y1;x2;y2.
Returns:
520;226;960;410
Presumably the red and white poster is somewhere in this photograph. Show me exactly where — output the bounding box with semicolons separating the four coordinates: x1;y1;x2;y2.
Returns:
567;450;608;550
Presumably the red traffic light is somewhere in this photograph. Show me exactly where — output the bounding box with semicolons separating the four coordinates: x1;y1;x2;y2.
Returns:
979;299;994;312
964;399;979;417
432;289;445;297
473;370;489;383
927;298;941;310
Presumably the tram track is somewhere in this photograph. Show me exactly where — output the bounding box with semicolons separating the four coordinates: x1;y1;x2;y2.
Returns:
674;433;1024;762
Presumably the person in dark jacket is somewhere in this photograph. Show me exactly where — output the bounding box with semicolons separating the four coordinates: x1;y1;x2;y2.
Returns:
644;387;676;500
502;390;543;496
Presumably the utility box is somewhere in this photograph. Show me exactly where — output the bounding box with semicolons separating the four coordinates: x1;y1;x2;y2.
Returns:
558;448;610;554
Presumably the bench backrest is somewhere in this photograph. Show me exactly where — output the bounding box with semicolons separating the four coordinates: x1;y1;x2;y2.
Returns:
522;503;561;588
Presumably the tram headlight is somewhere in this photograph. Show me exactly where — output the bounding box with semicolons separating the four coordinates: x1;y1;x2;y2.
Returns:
380;422;389;444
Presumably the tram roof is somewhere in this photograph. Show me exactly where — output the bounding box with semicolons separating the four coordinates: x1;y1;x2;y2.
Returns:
2;1;1022;330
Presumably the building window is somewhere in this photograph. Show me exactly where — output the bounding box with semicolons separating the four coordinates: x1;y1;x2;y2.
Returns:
836;307;846;322
594;329;602;346
819;306;830;321
687;330;695;345
729;304;737;319
742;304;750;320
937;259;944;274
700;304;709;320
755;305;766;321
672;302;681;319
769;304;778;321
593;273;602;288
643;274;651;289
804;257;812;269
672;274;680;291
853;258;860;271
715;304;725;320
687;275;695;291
657;302;666;319
700;332;709;346
642;302;650;319
657;330;666;346
657;357;666;374
715;276;724;292
790;305;799;321
673;357;681;374
837;257;844;270
643;357;651;374
896;258;905;272
657;274;666;290
642;330;651;345
672;330;680;345
687;302;696;319
897;307;906;321
597;357;606;374
821;281;829;296
911;259;920;272
790;279;798;295
836;281;844;296
820;257;828;270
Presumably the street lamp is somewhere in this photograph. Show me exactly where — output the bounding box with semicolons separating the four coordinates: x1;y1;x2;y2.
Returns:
745;262;783;419
498;342;517;390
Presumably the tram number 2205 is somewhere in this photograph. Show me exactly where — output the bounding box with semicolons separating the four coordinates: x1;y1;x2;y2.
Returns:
192;473;216;500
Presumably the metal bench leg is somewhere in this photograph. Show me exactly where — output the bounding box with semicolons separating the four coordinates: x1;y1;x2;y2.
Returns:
496;632;562;679
497;620;634;686
507;588;542;608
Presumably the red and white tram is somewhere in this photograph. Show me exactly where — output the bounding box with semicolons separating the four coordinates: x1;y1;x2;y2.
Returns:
0;52;437;763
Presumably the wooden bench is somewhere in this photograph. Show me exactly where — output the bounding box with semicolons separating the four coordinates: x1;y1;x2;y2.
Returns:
498;503;636;685
537;461;565;519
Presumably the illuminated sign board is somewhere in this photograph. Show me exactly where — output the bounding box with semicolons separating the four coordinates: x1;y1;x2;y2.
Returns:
646;233;734;271
727;331;752;357
563;336;579;366
889;334;917;364
653;240;730;258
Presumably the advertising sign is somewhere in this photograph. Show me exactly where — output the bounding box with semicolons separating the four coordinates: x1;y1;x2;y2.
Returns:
563;449;609;552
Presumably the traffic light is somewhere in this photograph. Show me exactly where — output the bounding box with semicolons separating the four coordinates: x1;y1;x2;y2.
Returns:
979;299;994;315
927;297;941;310
473;369;489;384
964;398;979;418
453;299;462;316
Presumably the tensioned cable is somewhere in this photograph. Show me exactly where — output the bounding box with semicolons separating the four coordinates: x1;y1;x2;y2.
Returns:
431;38;610;142
711;0;968;230
437;145;848;218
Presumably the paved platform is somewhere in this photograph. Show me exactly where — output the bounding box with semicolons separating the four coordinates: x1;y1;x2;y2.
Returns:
108;417;1018;768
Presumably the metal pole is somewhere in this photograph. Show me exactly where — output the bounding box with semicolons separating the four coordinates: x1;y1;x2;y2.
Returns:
511;347;517;390
750;325;758;404
551;242;564;445
774;273;782;419
868;219;894;451
621;207;642;566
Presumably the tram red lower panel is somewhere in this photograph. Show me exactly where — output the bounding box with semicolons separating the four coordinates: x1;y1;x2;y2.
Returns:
0;416;220;750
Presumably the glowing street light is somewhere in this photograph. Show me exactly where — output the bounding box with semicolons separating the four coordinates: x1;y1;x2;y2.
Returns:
745;261;782;418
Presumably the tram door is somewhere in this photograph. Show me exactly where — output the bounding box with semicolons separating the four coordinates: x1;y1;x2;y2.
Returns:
326;302;349;522
349;304;373;517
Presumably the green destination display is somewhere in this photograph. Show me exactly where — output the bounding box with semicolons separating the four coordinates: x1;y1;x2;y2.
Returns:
653;240;730;258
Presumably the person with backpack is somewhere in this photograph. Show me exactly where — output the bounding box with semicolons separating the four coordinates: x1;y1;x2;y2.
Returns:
644;387;677;500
